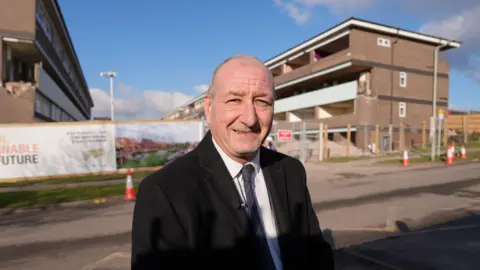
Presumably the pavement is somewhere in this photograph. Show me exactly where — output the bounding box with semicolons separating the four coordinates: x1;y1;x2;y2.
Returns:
0;153;476;193
1;162;480;269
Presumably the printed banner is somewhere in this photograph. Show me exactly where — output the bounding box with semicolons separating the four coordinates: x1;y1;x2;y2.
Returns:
115;121;203;169
0;123;117;179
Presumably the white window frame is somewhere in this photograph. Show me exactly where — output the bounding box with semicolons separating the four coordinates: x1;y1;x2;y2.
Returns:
399;72;407;88
399;102;406;118
377;37;390;48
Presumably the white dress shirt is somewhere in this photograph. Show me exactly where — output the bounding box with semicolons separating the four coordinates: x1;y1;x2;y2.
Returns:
212;138;283;270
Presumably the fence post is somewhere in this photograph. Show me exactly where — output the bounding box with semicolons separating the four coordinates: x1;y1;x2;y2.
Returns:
443;118;448;148
422;120;426;149
324;124;329;160
363;125;368;154
319;123;324;162
300;121;307;163
346;124;351;157
399;121;404;151
388;124;393;152
463;116;468;143
375;124;380;154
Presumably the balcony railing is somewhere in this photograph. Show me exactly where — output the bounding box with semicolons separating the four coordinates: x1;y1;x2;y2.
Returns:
274;81;358;114
274;49;358;86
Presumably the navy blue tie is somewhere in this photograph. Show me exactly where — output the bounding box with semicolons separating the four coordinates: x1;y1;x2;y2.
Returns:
241;164;276;269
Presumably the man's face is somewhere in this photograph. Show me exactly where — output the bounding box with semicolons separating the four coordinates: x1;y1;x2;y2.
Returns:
204;59;274;162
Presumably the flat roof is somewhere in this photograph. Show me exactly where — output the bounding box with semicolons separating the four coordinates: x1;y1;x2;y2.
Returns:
264;17;462;67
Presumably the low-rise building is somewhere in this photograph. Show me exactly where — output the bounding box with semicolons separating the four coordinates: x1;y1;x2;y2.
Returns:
160;17;461;151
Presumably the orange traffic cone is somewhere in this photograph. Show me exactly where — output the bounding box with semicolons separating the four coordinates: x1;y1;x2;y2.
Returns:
446;146;454;165
451;141;456;157
125;168;136;201
461;145;467;159
402;149;409;166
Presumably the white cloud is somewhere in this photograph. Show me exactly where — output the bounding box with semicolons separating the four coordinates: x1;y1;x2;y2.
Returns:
194;84;209;93
273;0;373;24
90;83;195;120
418;5;480;83
296;0;374;15
274;0;312;25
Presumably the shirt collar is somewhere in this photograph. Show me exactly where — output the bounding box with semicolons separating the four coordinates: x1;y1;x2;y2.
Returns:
212;137;260;178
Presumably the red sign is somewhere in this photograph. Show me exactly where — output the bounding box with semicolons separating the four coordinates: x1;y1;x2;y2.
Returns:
277;130;292;141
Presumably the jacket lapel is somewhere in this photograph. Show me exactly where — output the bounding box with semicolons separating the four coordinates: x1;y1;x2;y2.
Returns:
260;147;291;235
196;132;249;234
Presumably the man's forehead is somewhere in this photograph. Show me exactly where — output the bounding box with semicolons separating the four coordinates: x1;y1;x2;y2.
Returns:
216;62;271;86
217;76;272;95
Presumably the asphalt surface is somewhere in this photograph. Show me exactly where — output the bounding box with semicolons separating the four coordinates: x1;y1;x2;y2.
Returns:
2;214;479;270
0;229;396;270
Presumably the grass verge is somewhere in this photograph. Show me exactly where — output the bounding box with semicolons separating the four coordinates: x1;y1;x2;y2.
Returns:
323;153;399;163
0;171;154;188
0;183;139;209
324;156;371;163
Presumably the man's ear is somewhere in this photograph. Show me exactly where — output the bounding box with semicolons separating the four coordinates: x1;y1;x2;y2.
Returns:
203;95;212;126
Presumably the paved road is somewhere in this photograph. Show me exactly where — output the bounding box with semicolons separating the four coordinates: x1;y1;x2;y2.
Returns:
1;163;480;269
2;214;478;270
0;231;397;270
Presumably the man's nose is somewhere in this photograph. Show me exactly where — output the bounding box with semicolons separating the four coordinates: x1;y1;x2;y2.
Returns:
240;101;258;127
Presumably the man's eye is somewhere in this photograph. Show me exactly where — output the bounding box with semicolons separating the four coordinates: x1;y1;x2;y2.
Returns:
256;99;271;106
227;99;241;103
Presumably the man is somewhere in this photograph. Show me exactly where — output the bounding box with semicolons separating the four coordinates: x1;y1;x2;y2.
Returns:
131;55;334;270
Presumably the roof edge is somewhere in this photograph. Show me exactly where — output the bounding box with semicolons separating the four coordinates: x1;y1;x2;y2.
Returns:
264;17;462;67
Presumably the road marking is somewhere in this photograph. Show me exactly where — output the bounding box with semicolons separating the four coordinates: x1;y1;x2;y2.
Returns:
345;249;403;270
81;251;130;270
389;224;480;237
328;227;396;232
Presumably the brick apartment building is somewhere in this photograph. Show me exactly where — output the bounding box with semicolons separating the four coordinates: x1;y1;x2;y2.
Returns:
161;17;461;152
0;0;93;123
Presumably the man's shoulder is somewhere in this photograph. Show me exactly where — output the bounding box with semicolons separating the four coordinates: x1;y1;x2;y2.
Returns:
261;147;304;170
139;149;202;189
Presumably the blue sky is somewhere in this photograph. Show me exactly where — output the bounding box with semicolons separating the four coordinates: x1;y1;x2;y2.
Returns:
58;0;480;119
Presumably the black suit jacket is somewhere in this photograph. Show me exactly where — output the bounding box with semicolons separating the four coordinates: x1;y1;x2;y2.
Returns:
131;131;334;270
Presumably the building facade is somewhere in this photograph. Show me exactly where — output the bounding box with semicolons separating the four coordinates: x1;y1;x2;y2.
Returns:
0;0;93;123
161;18;460;151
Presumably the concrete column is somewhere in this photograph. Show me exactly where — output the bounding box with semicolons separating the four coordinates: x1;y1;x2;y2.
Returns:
309;50;316;64
314;106;322;119
0;43;3;85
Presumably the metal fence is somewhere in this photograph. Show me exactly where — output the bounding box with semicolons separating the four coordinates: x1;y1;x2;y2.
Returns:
200;117;475;163
269;120;439;163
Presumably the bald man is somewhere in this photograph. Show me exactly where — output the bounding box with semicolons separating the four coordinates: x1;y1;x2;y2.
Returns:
131;55;334;270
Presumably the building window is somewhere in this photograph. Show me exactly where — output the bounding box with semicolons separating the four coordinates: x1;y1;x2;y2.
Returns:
399;72;407;87
35;92;52;118
377;37;390;48
36;1;53;42
399;102;406;118
51;104;62;121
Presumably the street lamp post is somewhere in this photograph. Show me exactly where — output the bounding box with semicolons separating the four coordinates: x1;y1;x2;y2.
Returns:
100;71;117;121
431;41;450;162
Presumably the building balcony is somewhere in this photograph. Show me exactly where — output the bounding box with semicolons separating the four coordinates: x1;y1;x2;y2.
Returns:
273;49;372;88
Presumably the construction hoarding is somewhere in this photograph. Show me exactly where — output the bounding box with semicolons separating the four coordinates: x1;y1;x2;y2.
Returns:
0;120;204;180
115;121;203;169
